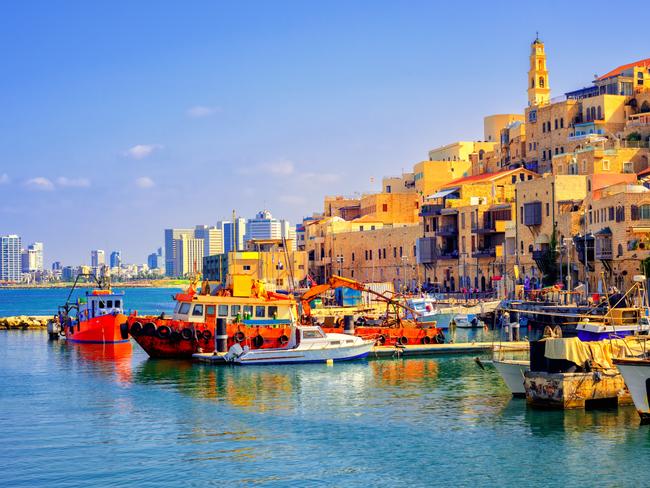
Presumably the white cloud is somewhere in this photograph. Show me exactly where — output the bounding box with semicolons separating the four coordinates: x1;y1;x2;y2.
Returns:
135;176;155;188
124;144;162;160
0;173;8;184
25;177;54;191
186;105;220;118
56;177;91;188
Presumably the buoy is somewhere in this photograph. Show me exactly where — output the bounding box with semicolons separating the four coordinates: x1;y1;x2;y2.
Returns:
326;359;334;366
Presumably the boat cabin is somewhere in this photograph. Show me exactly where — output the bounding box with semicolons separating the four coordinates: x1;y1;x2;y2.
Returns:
172;296;296;326
78;290;125;322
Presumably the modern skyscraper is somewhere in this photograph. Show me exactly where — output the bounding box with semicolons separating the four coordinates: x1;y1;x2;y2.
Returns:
194;225;224;257
245;210;296;249
91;249;105;267
174;234;204;277
20;242;43;273
1;235;22;282
110;251;122;268
217;219;246;254
164;228;193;276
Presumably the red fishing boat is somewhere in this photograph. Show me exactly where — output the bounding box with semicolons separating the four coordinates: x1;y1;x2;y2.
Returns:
123;275;443;359
47;276;129;345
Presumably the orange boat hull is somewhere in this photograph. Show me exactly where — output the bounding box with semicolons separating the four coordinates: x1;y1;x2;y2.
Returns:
66;313;129;344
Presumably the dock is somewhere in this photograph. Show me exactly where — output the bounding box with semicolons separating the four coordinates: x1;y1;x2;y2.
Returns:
193;341;529;364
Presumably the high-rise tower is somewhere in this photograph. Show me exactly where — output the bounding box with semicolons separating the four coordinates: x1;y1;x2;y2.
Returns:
527;36;550;106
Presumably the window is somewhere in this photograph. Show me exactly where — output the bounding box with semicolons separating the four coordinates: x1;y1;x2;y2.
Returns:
399;246;403;257
602;160;610;171
608;207;614;221
587;179;591;192
523;202;542;226
554;119;558;130
382;203;388;212
178;302;191;314
640;205;650;220
623;162;634;173
520;173;525;181
511;175;517;183
461;213;466;229
546;203;550;216
206;305;215;316
302;329;325;339
597;106;602;120
218;305;228;317
243;305;253;317
106;300;113;308
369;250;373;260
539;77;545;88
114;300;121;308
255;306;266;318
462;236;466;253
192;304;204;317
560;118;564;128
393;247;397;258
230;305;241;316
243;265;251;271
98;300;105;309
268;306;278;318
351;252;355;262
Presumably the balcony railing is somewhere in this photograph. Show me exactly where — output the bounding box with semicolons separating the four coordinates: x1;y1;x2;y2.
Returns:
419;204;444;217
436;225;458;237
438;250;459;260
471;248;496;258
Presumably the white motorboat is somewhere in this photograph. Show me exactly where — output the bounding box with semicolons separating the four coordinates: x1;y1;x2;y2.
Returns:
453;314;483;328
223;325;374;365
613;358;650;423
493;359;529;397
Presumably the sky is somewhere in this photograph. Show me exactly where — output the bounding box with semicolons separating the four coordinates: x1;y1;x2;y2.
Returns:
1;0;648;266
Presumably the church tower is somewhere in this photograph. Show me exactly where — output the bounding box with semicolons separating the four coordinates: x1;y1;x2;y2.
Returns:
527;36;550;106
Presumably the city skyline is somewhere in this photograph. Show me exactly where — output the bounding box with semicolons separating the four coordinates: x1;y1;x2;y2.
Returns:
2;1;649;265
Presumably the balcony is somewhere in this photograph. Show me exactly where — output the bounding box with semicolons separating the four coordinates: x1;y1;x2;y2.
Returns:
472;221;508;234
532;249;549;262
436;225;459;237
472;248;496;258
419;204;444;217
595;248;613;260
438;250;459;260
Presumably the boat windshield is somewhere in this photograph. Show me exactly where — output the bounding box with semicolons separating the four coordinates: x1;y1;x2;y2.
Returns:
302;329;325;339
178;302;191;314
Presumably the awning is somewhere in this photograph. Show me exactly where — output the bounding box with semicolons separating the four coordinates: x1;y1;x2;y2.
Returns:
440;208;458;215
427;187;459;200
535;233;550;245
631;227;650;233
489;203;511;210
594;227;612;236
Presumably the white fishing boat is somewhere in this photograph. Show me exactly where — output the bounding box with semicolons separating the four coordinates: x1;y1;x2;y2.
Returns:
613;357;650;423
223;325;374;365
493;359;528;397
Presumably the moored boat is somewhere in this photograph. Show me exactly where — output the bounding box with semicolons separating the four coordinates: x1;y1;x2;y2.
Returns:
613;356;650;423
492;359;528;397
221;325;374;365
47;275;128;345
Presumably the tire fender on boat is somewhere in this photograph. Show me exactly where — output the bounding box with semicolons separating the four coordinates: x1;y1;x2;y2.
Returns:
201;329;212;341
422;335;432;345
398;336;409;345
252;335;264;348
180;328;194;341
234;331;246;343
156;325;171;339
120;322;129;340
130;322;143;336
143;322;157;336
376;334;386;345
279;334;289;345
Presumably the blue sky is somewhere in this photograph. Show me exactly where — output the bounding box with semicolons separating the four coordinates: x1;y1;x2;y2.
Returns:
1;0;648;266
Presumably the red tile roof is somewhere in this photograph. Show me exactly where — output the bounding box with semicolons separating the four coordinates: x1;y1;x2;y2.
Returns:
596;58;650;81
637;167;650;178
441;168;526;188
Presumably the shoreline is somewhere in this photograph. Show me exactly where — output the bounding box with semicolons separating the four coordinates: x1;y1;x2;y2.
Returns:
1;316;50;329
0;281;187;290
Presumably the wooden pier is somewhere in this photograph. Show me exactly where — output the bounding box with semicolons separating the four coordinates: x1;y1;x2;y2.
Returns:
193;341;529;364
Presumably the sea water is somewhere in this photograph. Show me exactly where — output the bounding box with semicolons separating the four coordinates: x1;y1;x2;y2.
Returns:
1;331;650;486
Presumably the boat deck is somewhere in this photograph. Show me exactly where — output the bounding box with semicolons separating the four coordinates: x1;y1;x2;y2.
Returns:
192;341;529;364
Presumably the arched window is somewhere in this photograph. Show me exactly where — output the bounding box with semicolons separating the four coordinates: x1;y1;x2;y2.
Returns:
640;204;650;220
617;243;623;257
539;77;545;88
479;149;485;160
531;78;535;88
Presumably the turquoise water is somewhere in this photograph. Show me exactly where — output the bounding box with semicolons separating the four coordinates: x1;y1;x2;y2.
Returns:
0;287;181;316
1;330;650;487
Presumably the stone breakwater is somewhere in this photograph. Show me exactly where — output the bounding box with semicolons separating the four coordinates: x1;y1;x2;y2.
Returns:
1;316;50;329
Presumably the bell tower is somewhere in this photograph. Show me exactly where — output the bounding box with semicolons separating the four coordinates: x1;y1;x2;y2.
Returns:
527;35;550;106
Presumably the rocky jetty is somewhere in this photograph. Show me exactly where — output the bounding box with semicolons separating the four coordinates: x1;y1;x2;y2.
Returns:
0;316;51;329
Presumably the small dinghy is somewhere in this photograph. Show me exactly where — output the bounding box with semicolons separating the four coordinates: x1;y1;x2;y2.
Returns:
223;325;374;365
